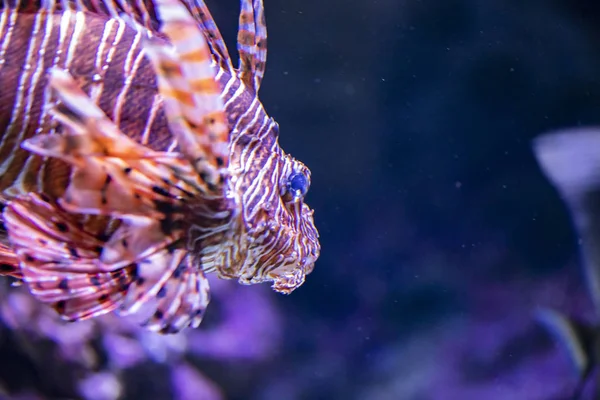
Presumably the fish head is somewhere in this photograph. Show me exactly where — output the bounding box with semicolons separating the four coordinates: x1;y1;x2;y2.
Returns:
227;121;320;294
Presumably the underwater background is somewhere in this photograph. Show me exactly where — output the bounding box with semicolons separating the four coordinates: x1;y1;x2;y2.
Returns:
2;0;600;399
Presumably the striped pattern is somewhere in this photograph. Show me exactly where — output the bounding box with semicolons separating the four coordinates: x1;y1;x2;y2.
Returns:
0;0;170;202
0;0;320;333
140;0;229;192
237;0;267;92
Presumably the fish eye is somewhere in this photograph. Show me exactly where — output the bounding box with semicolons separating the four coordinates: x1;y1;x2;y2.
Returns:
286;172;309;199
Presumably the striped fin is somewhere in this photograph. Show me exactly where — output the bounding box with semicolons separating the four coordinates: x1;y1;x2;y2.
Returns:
0;241;21;279
5;192;205;329
22;67;197;275
181;0;233;71
139;0;229;193
0;0;165;201
237;0;267;93
23;68;206;218
110;236;210;334
11;66;213;332
126;250;210;334
3;193;136;321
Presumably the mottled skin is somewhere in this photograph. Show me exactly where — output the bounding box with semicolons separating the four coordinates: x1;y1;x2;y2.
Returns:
0;0;320;332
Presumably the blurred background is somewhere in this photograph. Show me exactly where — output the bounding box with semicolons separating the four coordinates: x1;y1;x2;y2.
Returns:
3;0;600;399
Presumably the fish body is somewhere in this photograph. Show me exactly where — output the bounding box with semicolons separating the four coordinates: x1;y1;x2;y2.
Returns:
0;0;266;199
0;0;320;333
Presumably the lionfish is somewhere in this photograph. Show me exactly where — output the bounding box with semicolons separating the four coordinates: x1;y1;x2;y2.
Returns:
0;0;320;333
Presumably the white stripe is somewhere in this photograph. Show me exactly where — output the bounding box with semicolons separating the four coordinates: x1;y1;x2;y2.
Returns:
0;7;18;67
235;117;269;169
113;30;144;125
103;18;126;73
230;96;258;135
141;93;162;145
247;160;279;221
64;11;85;67
233;101;264;167
53;9;71;66
0;9;45;174
256;116;274;140
214;61;224;81
8;9;57;195
89;19;116;102
223;79;244;109
0;3;11;66
167;138;179;153
16;10;55;193
242;153;277;220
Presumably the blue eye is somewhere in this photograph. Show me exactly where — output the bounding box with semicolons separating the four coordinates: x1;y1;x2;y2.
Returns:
287;172;309;197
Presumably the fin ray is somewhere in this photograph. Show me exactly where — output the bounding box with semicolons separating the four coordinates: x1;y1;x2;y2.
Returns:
237;0;267;92
141;0;229;193
3;193;134;321
182;0;233;71
142;255;210;333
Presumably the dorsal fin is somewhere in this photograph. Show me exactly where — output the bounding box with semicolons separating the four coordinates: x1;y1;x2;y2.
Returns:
237;0;267;93
181;0;233;72
4;0;159;31
3;0;236;73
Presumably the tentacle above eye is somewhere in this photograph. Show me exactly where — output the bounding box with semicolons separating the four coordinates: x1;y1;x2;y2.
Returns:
237;0;267;93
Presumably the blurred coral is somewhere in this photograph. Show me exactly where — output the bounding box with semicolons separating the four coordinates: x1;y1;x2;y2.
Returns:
0;276;281;399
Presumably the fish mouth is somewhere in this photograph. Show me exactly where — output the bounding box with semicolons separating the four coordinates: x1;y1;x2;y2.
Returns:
268;202;320;294
232;198;320;294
